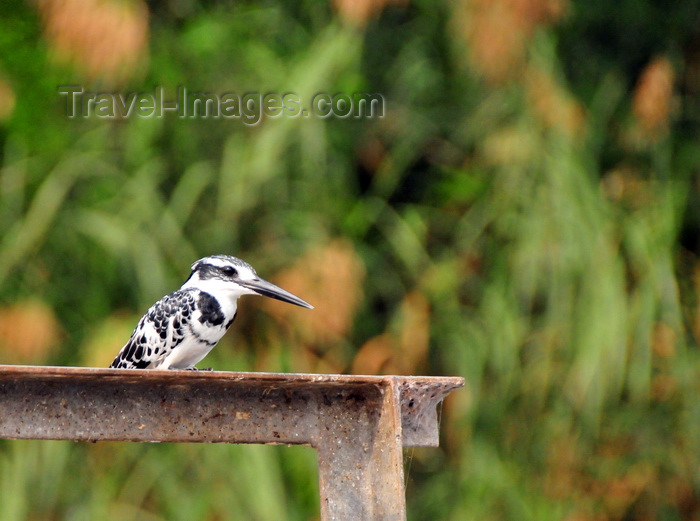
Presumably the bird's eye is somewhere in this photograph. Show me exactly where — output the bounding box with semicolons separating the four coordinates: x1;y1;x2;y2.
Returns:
222;266;238;277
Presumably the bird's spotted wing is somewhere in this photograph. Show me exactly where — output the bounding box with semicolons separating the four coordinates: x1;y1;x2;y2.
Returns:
110;289;197;369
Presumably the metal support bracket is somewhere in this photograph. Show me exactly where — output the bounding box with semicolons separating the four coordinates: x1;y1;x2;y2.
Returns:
0;365;464;521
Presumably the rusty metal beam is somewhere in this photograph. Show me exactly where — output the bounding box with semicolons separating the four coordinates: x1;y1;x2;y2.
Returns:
0;365;463;521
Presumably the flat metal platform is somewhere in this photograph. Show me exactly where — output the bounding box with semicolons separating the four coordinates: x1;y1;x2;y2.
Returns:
0;365;464;521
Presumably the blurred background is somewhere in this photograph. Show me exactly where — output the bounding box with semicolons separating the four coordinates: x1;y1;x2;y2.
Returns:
1;0;699;519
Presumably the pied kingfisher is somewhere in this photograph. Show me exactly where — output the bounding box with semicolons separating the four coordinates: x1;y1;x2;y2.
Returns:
110;255;313;370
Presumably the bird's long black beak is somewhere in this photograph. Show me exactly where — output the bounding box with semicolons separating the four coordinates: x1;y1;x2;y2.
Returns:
239;278;314;309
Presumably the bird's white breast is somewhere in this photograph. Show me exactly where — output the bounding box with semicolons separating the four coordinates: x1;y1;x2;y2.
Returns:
156;294;238;370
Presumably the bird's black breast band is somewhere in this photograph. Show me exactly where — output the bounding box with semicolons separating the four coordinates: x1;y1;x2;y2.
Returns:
197;292;226;326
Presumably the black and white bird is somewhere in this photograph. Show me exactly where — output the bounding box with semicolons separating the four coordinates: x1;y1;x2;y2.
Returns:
110;255;313;370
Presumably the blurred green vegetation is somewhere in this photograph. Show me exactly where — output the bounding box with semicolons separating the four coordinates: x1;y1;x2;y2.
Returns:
1;0;700;519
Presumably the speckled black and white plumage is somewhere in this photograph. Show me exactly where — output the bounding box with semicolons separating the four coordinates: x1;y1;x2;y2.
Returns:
110;255;313;370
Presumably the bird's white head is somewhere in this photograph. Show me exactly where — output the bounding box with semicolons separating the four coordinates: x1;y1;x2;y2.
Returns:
182;255;313;309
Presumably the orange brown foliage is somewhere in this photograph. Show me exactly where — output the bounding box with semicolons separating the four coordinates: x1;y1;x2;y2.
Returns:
633;57;675;140
37;0;149;85
263;239;365;346
454;0;566;83
0;299;62;364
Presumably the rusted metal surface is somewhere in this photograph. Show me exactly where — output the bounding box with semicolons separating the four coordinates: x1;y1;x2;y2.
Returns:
0;365;463;521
